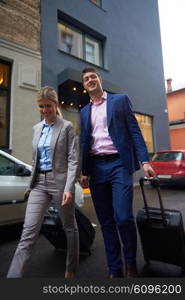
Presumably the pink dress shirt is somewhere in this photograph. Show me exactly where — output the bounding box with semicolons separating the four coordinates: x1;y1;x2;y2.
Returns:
90;92;118;155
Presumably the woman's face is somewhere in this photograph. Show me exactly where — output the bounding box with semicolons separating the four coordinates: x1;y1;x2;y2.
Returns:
37;98;57;124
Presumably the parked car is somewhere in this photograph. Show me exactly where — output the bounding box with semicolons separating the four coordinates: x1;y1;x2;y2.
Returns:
150;150;185;185
0;150;84;226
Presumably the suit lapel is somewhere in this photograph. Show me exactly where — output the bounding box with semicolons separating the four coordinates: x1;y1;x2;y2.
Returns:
32;121;44;159
50;116;63;160
83;104;91;135
107;93;114;128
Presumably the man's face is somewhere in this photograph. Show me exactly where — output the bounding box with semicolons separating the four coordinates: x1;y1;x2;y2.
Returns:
82;71;102;95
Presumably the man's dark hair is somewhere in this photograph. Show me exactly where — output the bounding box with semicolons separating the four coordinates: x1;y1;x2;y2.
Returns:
81;67;101;81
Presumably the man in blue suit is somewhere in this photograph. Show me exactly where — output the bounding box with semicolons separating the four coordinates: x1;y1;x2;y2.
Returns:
80;67;154;278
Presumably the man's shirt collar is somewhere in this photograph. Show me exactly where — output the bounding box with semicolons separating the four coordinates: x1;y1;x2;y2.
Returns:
90;91;107;105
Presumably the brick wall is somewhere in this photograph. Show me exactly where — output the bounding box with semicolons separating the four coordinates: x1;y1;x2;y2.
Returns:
0;0;40;50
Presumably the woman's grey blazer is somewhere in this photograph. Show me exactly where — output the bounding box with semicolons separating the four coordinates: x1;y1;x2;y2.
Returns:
29;116;79;193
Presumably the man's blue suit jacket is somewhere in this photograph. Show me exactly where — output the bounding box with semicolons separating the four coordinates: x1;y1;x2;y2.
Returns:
80;92;149;176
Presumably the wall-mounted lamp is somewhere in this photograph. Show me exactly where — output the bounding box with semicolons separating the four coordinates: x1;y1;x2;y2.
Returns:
0;77;3;85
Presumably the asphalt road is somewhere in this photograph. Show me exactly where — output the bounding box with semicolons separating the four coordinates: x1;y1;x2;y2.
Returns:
1;183;185;278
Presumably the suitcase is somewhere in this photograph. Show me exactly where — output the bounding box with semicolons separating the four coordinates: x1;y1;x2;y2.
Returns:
136;177;185;270
41;205;95;255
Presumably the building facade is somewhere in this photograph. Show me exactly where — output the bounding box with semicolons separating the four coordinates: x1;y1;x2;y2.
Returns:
166;79;185;149
0;0;170;167
0;0;41;162
41;0;170;158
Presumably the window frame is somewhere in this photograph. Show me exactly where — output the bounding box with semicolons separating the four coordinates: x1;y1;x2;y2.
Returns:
58;23;83;58
58;21;103;67
0;59;11;150
84;35;103;66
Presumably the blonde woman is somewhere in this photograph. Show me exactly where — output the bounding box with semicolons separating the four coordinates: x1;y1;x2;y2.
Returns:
7;86;79;278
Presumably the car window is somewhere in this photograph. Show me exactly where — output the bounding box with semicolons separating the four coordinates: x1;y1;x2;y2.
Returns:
152;152;183;162
0;154;16;175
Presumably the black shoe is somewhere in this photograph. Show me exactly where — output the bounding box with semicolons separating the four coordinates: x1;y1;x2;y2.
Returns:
125;263;138;277
107;270;124;278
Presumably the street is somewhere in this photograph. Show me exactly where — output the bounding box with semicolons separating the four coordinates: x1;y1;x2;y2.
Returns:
0;184;185;278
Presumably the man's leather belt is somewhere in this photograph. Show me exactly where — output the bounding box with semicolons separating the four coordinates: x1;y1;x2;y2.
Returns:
38;169;52;174
92;153;119;161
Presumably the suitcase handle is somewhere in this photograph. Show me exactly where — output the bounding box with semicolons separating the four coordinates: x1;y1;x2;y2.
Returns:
139;177;166;225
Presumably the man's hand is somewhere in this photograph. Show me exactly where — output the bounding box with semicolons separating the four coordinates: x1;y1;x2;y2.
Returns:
61;191;73;206
142;163;155;178
80;175;89;188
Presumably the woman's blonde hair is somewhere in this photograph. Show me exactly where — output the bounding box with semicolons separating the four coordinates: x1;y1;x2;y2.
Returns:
37;86;62;117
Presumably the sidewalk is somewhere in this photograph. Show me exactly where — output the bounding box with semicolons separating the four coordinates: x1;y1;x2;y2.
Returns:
80;184;185;278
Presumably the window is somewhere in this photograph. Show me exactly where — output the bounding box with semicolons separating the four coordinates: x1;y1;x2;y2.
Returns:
58;23;103;67
0;155;15;175
152;151;183;162
85;40;95;63
0;60;11;149
89;0;101;7
135;113;154;153
85;36;102;65
58;24;83;58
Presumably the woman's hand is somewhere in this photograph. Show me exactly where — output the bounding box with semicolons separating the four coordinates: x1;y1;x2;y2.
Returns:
24;188;31;200
61;191;73;206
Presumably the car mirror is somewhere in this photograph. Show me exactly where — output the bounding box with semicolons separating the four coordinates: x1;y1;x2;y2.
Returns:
15;164;31;176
